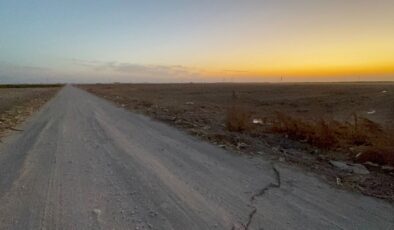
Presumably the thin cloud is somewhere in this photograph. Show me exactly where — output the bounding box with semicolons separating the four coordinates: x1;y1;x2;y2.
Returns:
0;63;58;83
71;59;206;78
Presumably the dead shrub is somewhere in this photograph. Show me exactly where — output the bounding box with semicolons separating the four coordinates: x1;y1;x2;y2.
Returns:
225;105;251;132
271;112;337;148
268;112;394;165
139;100;153;108
357;146;394;166
311;119;337;148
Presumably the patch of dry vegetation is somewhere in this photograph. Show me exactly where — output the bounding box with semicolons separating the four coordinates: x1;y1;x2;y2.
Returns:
0;87;60;140
225;105;251;132
225;107;394;166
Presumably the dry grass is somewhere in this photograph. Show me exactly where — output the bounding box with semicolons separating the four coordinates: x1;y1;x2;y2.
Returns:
268;112;394;166
270;112;337;148
225;108;394;166
225;105;251;132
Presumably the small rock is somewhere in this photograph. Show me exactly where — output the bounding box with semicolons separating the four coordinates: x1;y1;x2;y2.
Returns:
330;160;370;175
330;161;352;172
352;164;370;175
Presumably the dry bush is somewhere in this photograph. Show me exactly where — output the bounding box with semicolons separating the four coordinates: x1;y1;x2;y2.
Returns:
268;112;394;166
312;119;337;148
356;134;394;166
271;112;337;148
225;105;251;132
138;100;153;108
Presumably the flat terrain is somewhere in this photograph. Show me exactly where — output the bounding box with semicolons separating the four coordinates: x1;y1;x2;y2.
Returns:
81;83;394;201
0;86;61;140
0;86;393;229
80;82;394;125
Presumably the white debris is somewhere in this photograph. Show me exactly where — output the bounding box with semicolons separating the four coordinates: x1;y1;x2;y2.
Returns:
366;110;376;115
93;209;101;216
382;90;388;93
185;101;194;105
236;142;248;149
363;161;379;167
336;177;342;185
252;118;263;124
381;165;394;172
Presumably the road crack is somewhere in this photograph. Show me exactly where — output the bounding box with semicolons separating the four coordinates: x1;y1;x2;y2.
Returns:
250;166;281;202
235;164;281;230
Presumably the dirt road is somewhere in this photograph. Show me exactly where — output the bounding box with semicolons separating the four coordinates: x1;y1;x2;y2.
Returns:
0;86;392;229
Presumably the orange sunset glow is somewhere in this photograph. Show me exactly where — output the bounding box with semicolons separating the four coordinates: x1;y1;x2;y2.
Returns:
1;0;393;82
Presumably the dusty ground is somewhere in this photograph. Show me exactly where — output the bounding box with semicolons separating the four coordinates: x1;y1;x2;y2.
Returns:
0;86;392;229
0;86;61;140
80;82;394;202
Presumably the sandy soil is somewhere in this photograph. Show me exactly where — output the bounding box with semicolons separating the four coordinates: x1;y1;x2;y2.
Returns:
80;82;394;201
0;87;61;140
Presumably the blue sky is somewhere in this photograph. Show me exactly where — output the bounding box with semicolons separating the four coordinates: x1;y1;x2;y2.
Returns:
1;0;393;83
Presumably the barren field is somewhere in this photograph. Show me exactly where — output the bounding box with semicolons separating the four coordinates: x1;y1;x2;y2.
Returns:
80;82;394;201
0;85;61;140
1;85;392;229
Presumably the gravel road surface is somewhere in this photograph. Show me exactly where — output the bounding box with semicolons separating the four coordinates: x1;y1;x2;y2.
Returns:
0;86;393;229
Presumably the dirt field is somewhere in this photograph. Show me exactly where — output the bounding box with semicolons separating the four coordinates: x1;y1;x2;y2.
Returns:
80;83;394;201
0;86;61;140
1;86;392;229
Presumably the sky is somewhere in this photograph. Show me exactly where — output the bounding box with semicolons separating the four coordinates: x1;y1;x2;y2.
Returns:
0;0;393;83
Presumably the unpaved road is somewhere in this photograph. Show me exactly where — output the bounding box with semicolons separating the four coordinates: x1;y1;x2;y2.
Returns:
0;86;392;230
